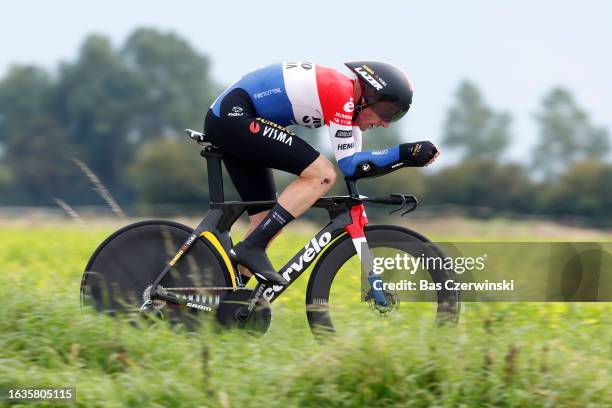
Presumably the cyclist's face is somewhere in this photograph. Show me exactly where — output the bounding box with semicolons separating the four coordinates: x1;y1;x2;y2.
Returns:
356;106;390;131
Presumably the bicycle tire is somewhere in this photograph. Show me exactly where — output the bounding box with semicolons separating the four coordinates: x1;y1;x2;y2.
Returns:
305;225;460;337
80;220;232;329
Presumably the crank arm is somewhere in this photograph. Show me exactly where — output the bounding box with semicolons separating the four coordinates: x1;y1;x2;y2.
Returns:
151;288;218;311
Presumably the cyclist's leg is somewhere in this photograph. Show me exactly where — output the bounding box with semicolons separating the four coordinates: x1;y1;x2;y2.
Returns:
218;133;303;268
222;129;335;285
221;157;276;278
278;155;337;215
204;89;333;284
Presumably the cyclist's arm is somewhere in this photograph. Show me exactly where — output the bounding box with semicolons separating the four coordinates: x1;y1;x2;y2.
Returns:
329;126;438;177
328;123;398;176
328;122;364;176
337;147;401;177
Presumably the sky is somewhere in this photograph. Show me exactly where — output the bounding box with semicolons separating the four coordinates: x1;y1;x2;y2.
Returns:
1;0;611;162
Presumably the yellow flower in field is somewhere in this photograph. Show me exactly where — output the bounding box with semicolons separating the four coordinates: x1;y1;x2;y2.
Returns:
583;318;598;324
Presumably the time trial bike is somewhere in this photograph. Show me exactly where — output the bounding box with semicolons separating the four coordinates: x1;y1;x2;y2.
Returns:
80;129;460;337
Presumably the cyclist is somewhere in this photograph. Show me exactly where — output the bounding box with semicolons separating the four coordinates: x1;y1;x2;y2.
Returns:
204;61;439;286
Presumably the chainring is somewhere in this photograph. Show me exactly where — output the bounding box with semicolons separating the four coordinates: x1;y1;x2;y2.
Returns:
215;289;271;337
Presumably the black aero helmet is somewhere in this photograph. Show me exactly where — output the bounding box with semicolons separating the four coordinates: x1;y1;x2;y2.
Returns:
345;61;413;122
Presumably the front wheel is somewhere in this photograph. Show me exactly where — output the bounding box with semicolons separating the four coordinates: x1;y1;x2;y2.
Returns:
305;225;460;337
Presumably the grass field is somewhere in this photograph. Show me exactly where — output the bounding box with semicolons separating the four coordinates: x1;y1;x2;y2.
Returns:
0;216;610;407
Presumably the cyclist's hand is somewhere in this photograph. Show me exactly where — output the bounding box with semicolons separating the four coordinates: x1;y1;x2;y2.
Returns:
400;141;439;167
425;148;440;167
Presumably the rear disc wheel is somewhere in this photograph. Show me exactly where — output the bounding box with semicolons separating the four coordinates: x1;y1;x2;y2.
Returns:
80;220;231;330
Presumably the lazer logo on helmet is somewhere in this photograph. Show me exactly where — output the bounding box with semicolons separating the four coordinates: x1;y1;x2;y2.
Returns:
355;67;384;91
363;65;375;75
262;232;332;300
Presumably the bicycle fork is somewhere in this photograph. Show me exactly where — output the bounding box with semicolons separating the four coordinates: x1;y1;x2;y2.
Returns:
346;204;388;307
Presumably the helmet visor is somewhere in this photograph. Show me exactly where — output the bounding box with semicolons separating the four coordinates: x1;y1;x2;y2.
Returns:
368;100;409;123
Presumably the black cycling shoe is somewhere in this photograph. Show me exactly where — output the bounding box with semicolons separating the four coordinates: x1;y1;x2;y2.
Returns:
230;242;289;286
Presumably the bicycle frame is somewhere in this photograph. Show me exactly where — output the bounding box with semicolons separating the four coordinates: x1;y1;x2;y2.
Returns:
147;143;417;314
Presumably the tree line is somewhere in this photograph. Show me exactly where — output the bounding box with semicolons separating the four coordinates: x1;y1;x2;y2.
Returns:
0;28;219;206
0;29;610;226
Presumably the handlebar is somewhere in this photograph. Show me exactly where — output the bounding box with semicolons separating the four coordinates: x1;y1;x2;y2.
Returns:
362;194;418;216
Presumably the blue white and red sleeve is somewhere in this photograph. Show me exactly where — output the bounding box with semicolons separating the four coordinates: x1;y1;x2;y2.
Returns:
315;65;400;177
315;65;361;174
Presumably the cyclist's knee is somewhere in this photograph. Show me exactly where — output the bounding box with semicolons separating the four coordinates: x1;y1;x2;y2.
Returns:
301;155;337;187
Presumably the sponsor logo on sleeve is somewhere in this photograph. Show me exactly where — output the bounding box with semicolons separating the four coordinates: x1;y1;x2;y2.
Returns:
343;98;355;113
372;149;389;155
253;88;282;99
286;61;313;70
335;130;352;138
334;112;353;126
338;142;355;150
302;115;323;128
